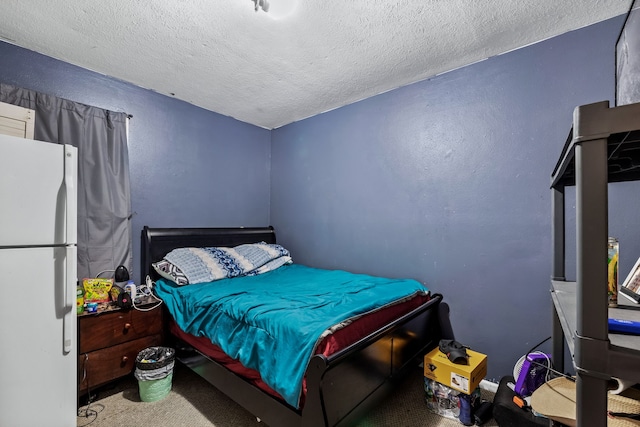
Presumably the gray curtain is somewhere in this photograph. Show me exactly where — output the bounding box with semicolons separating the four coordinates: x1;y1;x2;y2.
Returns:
0;83;132;281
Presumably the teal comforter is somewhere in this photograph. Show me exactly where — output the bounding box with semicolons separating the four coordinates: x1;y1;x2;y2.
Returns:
154;263;429;407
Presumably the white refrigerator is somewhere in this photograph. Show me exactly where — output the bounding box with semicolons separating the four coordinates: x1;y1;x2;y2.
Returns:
0;134;78;427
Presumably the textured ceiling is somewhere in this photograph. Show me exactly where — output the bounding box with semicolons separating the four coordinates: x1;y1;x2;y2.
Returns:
0;1;632;129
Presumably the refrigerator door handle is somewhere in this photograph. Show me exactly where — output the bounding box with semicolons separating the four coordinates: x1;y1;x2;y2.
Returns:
63;145;77;244
63;245;77;354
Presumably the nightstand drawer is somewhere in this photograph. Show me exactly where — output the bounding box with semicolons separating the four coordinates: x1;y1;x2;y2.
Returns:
79;308;163;353
78;334;162;393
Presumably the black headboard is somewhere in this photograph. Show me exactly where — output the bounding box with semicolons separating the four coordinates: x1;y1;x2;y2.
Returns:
141;226;277;280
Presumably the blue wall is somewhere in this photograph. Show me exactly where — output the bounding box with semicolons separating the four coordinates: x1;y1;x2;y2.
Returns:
0;14;635;381
0;42;272;285
271;16;634;380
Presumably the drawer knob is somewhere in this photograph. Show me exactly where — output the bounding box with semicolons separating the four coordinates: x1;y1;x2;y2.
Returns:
122;356;129;364
124;323;131;331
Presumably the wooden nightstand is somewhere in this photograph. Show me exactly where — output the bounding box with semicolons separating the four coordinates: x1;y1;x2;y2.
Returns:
78;302;163;395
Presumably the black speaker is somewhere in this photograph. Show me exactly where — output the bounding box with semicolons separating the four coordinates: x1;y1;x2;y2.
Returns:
115;265;130;282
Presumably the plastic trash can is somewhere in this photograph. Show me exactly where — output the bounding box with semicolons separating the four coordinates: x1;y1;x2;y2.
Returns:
134;346;175;402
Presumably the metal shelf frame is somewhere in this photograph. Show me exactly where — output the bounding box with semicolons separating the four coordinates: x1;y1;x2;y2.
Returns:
551;100;640;427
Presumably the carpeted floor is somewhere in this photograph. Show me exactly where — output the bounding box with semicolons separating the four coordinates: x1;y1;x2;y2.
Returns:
76;363;499;427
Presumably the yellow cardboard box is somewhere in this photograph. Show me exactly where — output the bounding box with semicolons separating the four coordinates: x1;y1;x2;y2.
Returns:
423;346;487;394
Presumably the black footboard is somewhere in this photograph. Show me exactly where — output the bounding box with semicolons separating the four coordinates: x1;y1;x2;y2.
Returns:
304;294;443;427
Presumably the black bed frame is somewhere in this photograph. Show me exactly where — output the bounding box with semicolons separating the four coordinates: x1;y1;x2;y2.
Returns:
141;226;446;427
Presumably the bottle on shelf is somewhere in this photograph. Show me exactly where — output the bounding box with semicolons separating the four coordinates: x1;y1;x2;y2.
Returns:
608;237;619;308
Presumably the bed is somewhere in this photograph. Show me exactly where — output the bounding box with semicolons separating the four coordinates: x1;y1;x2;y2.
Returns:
141;226;448;427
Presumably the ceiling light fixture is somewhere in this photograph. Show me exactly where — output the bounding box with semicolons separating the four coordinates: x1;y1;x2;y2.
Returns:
251;0;297;19
252;0;270;12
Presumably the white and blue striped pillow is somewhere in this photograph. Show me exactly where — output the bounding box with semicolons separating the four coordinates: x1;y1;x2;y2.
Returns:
152;242;291;285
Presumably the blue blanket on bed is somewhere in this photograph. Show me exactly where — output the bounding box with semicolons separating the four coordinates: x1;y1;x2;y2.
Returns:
153;263;429;407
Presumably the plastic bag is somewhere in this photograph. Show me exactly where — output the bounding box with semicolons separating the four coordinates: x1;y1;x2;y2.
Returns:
134;347;175;381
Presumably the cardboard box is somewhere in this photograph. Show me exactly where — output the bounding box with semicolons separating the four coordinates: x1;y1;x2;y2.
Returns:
424;347;487;394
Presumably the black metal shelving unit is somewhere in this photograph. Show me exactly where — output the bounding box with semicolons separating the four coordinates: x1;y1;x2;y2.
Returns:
551;100;640;426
